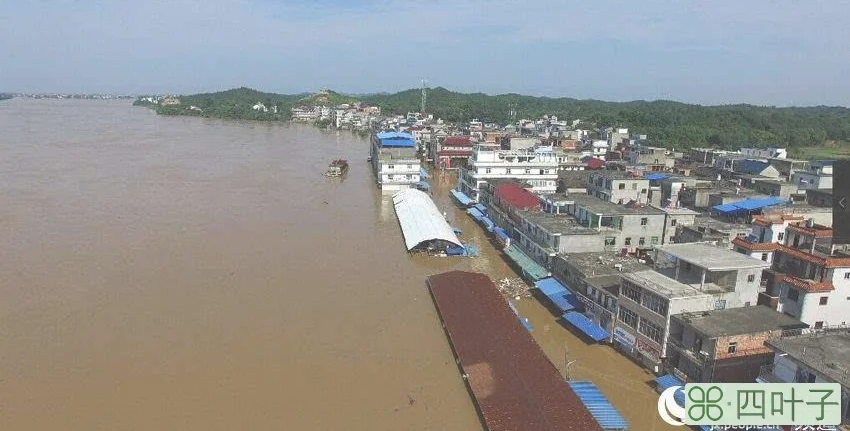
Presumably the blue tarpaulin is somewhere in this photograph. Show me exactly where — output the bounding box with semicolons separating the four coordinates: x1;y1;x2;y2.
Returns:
654;374;685;406
467;207;484;221
494;227;509;242
417;181;430;190
419;167;429;178
534;276;581;312
645;173;669;180
473;203;488;216
479;216;495;232
568;381;629;430
561;312;610;342
732;197;784;210
450;189;473;206
535;277;568;296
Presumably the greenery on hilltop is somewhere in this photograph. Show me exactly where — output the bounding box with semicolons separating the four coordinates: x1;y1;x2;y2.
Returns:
136;87;304;121
0;93;13;101
363;87;850;151
298;89;358;107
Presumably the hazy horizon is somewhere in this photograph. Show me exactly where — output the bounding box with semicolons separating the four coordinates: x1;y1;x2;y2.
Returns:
3;1;849;107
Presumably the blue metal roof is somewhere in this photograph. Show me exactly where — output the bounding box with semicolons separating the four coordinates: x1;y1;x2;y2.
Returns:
568;381;629;430
494;227;510;242
419;167;430;178
473;203;488;216
467;207;484;221
561;312;610;342
654;374;685;406
450;189;473;206
737;159;770;175
534;279;579;311
712;203;742;214
480;216;495;232
731;196;784;210
417;180;430;190
645;173;669;180
376;131;415;147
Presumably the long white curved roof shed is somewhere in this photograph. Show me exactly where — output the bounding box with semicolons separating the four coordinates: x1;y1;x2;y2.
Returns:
392;189;463;251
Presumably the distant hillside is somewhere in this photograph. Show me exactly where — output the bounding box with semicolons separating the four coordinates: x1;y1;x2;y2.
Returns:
134;87;302;121
363;87;850;151
0;93;14;101
298;89;358;107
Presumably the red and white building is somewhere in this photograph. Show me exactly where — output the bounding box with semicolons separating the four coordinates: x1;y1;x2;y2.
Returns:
431;135;473;170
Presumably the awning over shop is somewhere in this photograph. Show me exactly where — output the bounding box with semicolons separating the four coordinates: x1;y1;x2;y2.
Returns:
480;216;495;232
654;374;685;406
567;381;629;430
467;207;484;221
534;278;580;312
418;180;430;190
503;245;549;281
419;167;430;178
473;203;488;216
561;312;610;342
494;227;510;242
450;188;473;206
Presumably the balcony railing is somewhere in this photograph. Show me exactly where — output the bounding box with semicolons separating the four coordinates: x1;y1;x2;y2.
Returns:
758;364;785;383
667;338;708;366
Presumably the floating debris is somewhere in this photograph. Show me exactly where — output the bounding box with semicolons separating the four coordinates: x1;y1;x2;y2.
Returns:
496;277;531;299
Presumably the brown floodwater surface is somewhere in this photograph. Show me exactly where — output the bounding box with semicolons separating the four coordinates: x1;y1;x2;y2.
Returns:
0;99;677;430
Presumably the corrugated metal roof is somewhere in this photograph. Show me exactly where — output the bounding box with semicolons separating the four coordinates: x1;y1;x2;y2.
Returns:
427;271;603;431
377;131;415;147
392;189;462;251
568;382;629;430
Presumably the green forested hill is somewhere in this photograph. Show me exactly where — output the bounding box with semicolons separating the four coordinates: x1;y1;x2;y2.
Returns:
135;86;850;152
363;87;850;151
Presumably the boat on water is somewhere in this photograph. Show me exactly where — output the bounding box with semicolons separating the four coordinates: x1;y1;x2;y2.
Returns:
323;159;349;177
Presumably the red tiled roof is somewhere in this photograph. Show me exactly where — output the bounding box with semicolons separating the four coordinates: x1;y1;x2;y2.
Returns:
495;184;541;210
732;237;780;251
774;243;850;268
786;224;832;238
586;158;605;169
442;136;472;146
751;215;804;227
781;275;835;293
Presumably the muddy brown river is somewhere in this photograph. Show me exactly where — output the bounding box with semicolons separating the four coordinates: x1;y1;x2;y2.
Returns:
0;99;677;430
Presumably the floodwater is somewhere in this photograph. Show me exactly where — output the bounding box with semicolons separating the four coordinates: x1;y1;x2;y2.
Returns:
0;99;676;430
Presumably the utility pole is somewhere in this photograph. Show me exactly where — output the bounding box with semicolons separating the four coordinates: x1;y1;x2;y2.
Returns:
563;342;576;381
421;79;428;114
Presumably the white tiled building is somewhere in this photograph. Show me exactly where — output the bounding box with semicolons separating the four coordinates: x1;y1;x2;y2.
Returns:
457;143;558;201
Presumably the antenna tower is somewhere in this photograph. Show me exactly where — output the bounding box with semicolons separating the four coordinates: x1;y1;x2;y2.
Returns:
421;79;428;113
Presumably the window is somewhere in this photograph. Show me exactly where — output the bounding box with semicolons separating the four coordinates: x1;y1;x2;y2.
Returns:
814;321;824;329
641;290;668;316
641;188;647;194
618;183;625;190
761;253;768;261
387;164;394;170
638;318;663;344
525;169;530;174
651;236;659;245
621;281;641;302
387;174;394;180
407;164;412;170
639;237;646;246
632;183;637;190
778;232;784;241
605;237;616;246
727;342;738;354
745;301;751;306
485;168;491;174
747;274;755;282
539;169;545;175
845;272;850;279
715;299;727;310
819;296;829;305
788;288;799;302
640;217;648;226
618;306;638;328
625;237;632;246
671;219;677;227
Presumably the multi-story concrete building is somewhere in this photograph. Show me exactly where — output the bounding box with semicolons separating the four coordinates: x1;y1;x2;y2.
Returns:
734;223;850;329
666;306;806;383
760;333;850;425
369;132;421;191
791;160;833;190
676;217;750;249
652;206;699;245
806;188;833;207
513;211;603;265
586;172;650;205
628;146;675;172
741;147;787;159
431;135;473;170
478;181;541;241
613;243;770;371
568;195;666;253
456;143;558;201
753;179;797;200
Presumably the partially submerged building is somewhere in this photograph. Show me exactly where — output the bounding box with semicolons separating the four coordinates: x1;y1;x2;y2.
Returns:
370;131;421;191
392;189;462;253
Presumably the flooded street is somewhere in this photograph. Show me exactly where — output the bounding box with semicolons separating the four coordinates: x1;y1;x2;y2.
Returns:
0;99;675;430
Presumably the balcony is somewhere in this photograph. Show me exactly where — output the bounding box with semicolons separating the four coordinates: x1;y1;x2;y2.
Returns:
667;338;708;366
757;364;786;383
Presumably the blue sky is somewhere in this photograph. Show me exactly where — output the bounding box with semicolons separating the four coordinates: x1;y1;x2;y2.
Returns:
2;0;849;106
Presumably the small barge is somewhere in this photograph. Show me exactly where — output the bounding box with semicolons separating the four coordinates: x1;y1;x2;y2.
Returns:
323;159;349;177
